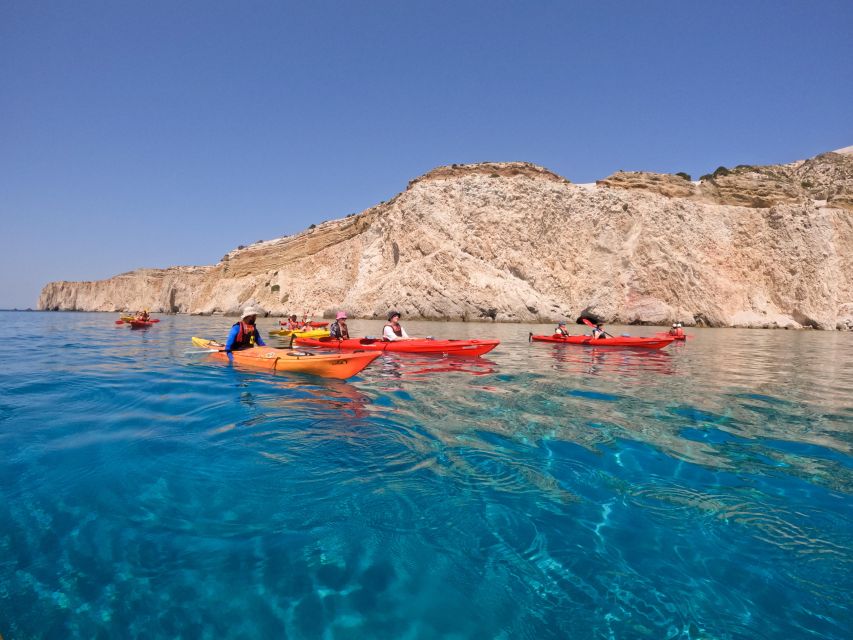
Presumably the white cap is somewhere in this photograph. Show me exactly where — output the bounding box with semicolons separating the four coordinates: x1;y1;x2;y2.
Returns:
241;307;261;319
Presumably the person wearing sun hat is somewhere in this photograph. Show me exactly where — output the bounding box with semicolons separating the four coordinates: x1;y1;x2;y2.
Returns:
383;311;410;341
554;320;570;337
224;307;266;352
329;310;350;340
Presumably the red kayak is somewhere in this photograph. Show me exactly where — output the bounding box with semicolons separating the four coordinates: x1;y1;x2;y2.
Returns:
294;336;500;357
530;334;674;349
655;332;688;341
129;320;155;328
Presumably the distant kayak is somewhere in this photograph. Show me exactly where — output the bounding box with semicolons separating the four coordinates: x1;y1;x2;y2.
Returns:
279;321;329;328
655;332;689;341
129;320;155;328
190;337;380;379
119;316;159;325
530;334;674;349
294;336;500;357
269;328;330;338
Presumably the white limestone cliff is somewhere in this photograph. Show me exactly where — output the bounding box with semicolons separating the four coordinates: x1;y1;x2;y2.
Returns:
39;153;853;329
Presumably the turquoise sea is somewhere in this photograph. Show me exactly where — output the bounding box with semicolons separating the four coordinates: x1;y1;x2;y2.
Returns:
0;311;850;639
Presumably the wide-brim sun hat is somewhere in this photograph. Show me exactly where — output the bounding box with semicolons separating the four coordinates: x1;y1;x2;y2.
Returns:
388;310;401;321
241;307;261;319
336;311;348;320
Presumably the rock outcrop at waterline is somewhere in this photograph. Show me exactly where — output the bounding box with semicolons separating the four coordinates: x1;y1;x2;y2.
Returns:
39;151;853;329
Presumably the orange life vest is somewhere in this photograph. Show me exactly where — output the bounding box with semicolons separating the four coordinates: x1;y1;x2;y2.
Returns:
233;321;258;349
384;323;403;338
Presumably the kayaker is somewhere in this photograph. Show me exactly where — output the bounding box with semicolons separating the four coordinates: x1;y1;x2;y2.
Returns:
225;307;266;352
383;311;410;341
554;321;570;337
669;323;685;337
592;323;607;339
285;314;301;330
330;311;350;339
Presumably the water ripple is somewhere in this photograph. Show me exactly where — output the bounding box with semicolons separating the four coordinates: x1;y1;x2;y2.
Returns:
0;313;850;639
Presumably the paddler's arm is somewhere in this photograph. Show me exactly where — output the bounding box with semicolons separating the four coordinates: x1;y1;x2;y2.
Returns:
224;325;240;358
254;329;265;347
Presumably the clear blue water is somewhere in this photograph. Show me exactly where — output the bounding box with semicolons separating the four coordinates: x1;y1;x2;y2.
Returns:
1;311;851;639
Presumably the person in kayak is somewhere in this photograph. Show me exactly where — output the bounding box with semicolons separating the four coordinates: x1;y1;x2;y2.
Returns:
383;311;410;341
554;321;570;337
225;307;266;352
137;309;150;321
285;314;301;330
668;323;685;337
591;323;608;339
330;311;350;340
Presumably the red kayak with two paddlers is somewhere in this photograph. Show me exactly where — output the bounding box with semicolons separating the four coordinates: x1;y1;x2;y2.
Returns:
530;334;675;349
294;336;500;357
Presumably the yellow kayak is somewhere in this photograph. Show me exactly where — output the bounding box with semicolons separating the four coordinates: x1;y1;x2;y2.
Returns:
190;337;379;379
268;328;330;338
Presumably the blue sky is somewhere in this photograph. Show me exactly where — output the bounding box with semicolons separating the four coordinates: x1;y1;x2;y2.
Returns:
2;1;851;308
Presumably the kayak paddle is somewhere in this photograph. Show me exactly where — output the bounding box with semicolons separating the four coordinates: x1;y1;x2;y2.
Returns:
581;317;614;338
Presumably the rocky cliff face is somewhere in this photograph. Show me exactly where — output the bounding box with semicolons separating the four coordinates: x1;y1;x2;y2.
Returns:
39;152;853;329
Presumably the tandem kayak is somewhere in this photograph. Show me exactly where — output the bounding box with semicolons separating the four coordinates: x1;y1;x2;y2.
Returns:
294;336;500;357
655;332;688;341
191;337;380;379
530;334;675;349
268;328;330;338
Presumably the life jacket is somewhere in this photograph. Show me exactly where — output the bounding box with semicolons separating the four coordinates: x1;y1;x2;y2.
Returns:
555;327;569;337
330;320;346;339
675;327;685;337
232;321;258;350
384;323;403;339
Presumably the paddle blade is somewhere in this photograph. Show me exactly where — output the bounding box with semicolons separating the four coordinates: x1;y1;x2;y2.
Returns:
115;320;124;324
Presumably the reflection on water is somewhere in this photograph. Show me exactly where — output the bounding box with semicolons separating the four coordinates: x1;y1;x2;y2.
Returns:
541;342;676;377
0;312;850;639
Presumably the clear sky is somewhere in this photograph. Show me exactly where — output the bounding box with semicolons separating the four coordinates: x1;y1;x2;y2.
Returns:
2;1;851;308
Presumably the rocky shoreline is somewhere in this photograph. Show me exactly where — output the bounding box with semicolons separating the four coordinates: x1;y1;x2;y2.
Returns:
39;149;853;330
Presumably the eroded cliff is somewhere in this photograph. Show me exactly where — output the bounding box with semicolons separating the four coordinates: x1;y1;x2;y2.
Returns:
39;154;853;329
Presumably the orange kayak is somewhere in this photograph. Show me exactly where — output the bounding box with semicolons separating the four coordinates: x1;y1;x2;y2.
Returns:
191;337;380;379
